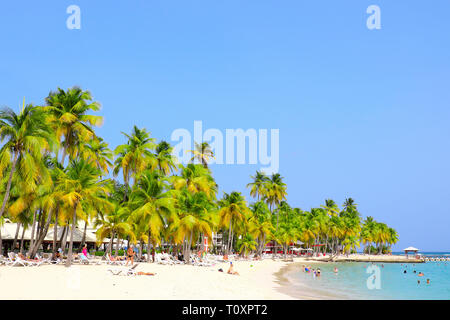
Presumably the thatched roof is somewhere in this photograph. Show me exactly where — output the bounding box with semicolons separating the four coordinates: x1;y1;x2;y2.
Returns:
0;222;106;243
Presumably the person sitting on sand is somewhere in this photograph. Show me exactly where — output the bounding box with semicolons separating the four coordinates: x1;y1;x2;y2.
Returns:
227;262;239;275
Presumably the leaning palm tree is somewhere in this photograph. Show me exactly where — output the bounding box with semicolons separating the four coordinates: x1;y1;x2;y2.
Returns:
44;86;102;164
189;142;214;168
55;159;112;267
0;102;55;220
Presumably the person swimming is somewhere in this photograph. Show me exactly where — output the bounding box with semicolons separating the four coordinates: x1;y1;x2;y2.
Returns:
403;270;407;274
334;267;338;273
317;268;321;276
426;279;430;284
418;272;424;277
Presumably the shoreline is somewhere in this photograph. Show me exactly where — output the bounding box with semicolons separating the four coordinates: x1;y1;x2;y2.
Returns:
305;253;425;264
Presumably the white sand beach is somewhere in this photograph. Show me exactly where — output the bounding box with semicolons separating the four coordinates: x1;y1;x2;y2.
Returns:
0;258;316;300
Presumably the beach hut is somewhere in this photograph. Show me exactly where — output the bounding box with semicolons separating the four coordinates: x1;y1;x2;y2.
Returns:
403;246;419;258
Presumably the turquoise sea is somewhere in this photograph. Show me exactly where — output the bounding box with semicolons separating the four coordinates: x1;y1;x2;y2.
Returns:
280;252;450;300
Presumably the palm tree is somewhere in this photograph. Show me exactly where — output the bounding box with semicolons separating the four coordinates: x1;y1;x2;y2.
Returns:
264;173;287;230
45;87;102;164
81;137;113;175
218;191;249;255
343;198;357;211
128;170;175;262
95;201;134;256
0;103;55;220
237;234;257;257
154;141;178;175
247;171;269;200
170;189;215;263
113;126;156;201
171;164;217;199
56;159;112;266
321;199;339;217
189;142;214;168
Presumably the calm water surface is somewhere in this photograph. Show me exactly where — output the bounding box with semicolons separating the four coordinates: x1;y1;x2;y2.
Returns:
281;252;450;300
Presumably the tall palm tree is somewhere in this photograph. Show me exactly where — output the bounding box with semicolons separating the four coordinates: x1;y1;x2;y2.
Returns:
56;159;112;266
81;137;113;175
95;201;134;256
170;189;215;263
171;164;217;199
45;87;102;164
264;173;287;230
218;191;249;254
154;141;178;175
247;171;269;200
0;103;55;220
113;126;156;201
189;142;214;168
321;199;339;217
128;170;175;262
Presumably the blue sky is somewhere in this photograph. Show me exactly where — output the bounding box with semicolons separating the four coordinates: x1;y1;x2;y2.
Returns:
1;1;449;251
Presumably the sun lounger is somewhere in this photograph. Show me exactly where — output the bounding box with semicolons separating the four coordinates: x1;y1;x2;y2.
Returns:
108;263;140;276
106;253;127;265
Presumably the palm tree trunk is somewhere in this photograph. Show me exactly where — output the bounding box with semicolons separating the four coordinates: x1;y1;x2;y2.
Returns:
60;225;68;253
30;209;53;258
80;220;88;248
12;222;21;251
19;226;26;254
147;230;152;262
0;228;2;256
28;210;38;256
66;204;78;267
115;235;121;258
52;210;58;255
0;151;19;219
227;220;232;255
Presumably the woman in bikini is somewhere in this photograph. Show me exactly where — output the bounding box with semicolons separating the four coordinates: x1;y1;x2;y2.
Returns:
125;245;135;266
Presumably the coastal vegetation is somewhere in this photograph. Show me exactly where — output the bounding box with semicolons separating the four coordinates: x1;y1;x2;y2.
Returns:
0;87;398;266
